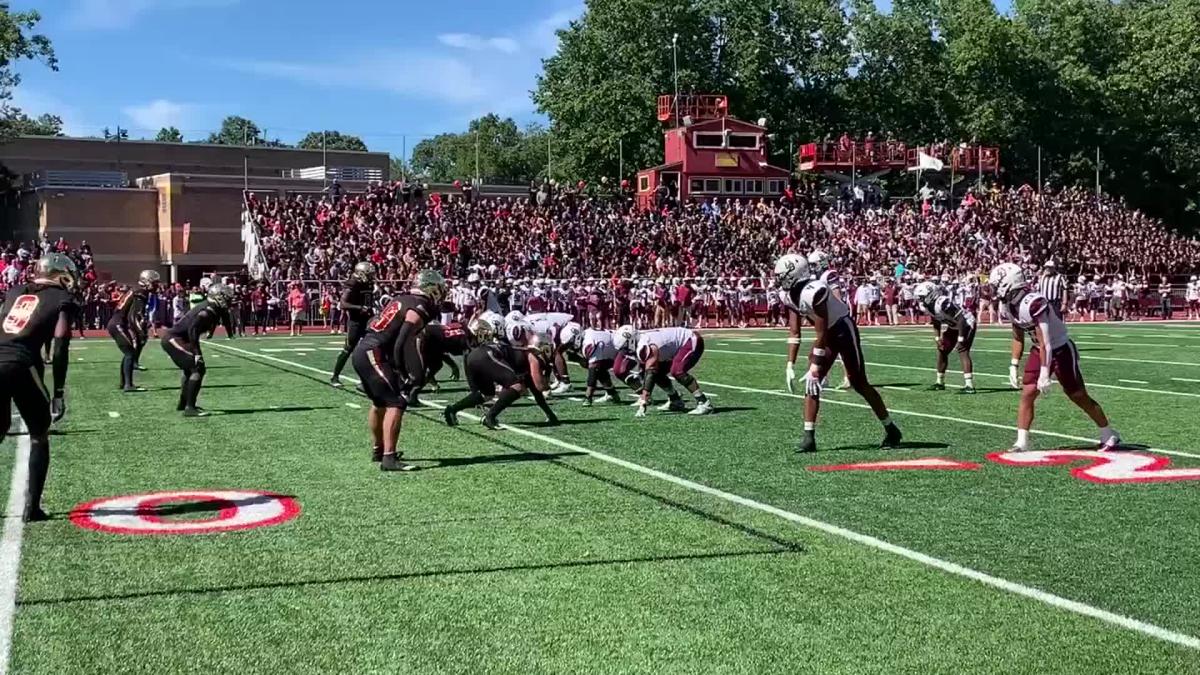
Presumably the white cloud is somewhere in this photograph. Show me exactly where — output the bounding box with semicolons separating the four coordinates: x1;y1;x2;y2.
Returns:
66;0;239;30
122;99;193;130
530;6;582;55
437;33;521;54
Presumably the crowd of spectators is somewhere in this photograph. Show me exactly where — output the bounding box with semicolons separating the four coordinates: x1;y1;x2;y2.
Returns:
246;181;1200;288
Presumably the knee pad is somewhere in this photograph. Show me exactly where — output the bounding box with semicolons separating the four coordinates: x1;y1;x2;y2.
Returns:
675;372;697;389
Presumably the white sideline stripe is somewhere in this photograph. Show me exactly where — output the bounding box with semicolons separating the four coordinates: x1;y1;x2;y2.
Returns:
0;420;31;674
1118;379;1149;385
107;411;120;418
1172;378;1200;384
206;342;1200;650
709;349;1200;400
344;402;362;409
883;386;910;392
697;379;1200;461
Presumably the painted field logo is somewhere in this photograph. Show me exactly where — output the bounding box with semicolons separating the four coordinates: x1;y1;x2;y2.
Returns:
69;490;300;535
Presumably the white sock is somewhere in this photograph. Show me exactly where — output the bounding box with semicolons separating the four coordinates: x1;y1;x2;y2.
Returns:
964;374;974;387
803;421;815;431
1015;429;1030;449
936;372;945;385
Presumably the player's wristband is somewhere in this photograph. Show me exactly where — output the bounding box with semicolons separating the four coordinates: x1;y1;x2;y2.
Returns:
812;348;828;357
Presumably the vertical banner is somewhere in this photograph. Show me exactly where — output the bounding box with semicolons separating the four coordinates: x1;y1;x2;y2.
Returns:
182;221;191;254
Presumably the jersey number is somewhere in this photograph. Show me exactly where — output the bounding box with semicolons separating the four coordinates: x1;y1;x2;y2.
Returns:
2;295;39;335
369;302;400;332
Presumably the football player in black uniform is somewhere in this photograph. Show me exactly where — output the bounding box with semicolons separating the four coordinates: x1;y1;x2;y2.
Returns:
161;283;235;417
107;269;160;392
351;270;447;471
405;320;471;407
442;318;558;430
0;254;79;521
330;262;376;387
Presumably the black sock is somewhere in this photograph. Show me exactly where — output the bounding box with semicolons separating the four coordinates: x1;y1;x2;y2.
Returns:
695;392;708;404
185;372;205;409
530;388;554;417
26;436;49;515
488;387;522;419
134;340;145;365
332;350;350;379
449;391;486;413
177;373;189;410
121;354;135;388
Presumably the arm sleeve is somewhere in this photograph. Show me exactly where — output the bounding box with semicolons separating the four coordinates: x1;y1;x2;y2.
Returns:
221;308;234;337
51;308;73;395
392;310;427;367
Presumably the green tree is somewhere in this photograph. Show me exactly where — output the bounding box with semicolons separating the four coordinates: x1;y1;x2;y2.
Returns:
0;6;57;142
206;115;262;145
155;126;183;142
408;115;547;184
297;130;368;152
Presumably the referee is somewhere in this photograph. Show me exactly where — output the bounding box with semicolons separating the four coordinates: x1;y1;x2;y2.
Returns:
1038;260;1068;318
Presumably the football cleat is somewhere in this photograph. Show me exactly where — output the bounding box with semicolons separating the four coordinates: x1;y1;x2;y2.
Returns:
380;454;417;472
688;400;714;415
580;398;593;407
329;377;344;388
595;393;617;404
797;432;817;454
22;507;49;523
122;386;147;393
550;381;572;395
182;407;209;418
658;399;687;413
443;408;459;427
1099;430;1122;452
544;414;561;427
928;383;946;391
959;385;976;395
371;447;383;462
880;423;903;449
134;364;148;372
481;415;500;431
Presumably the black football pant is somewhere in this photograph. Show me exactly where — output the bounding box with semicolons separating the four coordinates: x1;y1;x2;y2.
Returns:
332;320;367;380
162;337;206;411
108;324;138;389
0;361;52;517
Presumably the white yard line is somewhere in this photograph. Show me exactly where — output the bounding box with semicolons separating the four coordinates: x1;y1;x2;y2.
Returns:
0;420;31;674
858;341;1200;367
344;402;362;409
708;349;1200;400
106;411;121;418
883;386;910;392
1118;379;1150;385
1172;378;1200;384
206;342;1200;650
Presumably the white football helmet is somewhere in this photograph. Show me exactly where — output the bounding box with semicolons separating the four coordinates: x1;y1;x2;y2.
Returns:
1078;275;1086;283
466;272;481;285
468;315;501;344
613;324;639;353
505;310;525;325
774;254;810;290
558;322;583;350
989;263;1026;301
806;251;830;274
479;310;505;335
505;320;533;345
913;281;942;305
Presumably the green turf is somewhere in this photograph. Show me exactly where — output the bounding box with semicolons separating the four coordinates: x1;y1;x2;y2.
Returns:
4;323;1200;673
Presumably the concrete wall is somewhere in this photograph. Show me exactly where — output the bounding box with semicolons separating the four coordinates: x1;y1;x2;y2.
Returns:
35;187;161;283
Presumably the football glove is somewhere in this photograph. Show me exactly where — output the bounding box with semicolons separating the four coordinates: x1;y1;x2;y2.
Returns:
803;365;823;398
1037;368;1053;394
785;362;797;394
1008;364;1020;389
51;396;66;424
194;353;205;367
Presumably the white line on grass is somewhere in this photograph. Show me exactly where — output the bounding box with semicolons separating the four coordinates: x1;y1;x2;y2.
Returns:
708;349;1200;400
107;411;120;418
344;402;362;409
859;341;1200;367
0;420;31;674
1172;377;1200;383
883;386;910;392
1118;379;1150;385
207;342;1200;651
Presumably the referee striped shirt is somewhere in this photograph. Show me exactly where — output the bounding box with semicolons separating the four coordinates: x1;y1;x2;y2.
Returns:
1038;273;1067;314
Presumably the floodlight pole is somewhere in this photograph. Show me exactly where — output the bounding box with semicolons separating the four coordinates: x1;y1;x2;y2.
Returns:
672;33;680;127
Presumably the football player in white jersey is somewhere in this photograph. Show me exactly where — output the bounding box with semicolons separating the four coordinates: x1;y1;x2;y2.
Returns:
525;311;576;394
914;281;977;393
1187;275;1200;320
561;324;623;405
614;325;713;416
776;254;902;453
991;263;1120;451
808;250;852;389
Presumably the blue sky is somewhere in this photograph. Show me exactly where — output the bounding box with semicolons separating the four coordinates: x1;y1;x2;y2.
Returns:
9;0;581;156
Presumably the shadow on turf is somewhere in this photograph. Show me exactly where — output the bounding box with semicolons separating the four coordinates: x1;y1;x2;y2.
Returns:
151;383;263;392
212;405;337;416
19;547;798;607
825;441;951;452
404;450;585;469
515;418;618;428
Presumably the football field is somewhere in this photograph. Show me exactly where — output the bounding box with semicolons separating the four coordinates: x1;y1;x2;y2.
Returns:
3;322;1200;673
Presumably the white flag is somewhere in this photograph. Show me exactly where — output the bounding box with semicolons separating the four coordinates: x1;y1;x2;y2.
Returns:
908;151;945;172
